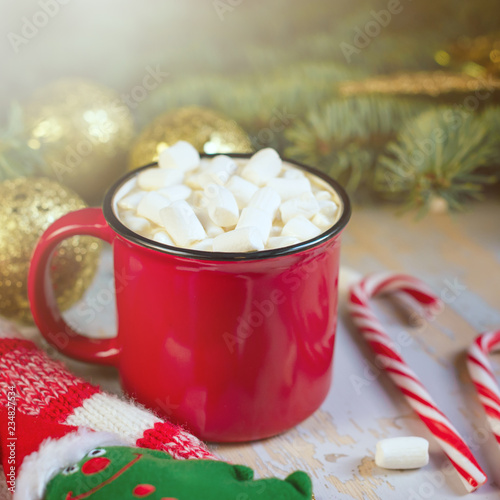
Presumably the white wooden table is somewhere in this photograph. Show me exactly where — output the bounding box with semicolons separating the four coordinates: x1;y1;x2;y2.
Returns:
4;199;500;499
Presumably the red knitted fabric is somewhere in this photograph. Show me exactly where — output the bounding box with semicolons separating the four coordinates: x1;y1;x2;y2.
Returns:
0;333;216;461
137;421;215;460
38;382;100;422
0;338;94;417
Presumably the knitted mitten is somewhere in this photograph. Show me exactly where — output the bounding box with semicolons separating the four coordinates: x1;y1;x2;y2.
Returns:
0;326;215;461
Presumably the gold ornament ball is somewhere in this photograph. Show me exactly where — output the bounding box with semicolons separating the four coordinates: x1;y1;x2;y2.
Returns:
23;78;135;205
128;106;252;170
0;177;101;324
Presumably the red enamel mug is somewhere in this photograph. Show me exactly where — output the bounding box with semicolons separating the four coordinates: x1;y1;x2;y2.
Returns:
28;154;351;442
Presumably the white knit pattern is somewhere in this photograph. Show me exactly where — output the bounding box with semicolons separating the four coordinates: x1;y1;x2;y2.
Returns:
64;392;161;445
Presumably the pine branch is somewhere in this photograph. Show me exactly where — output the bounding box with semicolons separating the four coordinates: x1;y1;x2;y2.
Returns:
374;108;499;212
284;96;428;192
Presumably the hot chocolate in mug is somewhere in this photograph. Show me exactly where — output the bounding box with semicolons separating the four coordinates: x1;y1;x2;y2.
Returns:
28;154;351;442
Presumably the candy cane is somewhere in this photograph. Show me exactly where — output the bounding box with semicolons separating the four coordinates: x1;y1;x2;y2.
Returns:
466;330;500;445
349;273;487;493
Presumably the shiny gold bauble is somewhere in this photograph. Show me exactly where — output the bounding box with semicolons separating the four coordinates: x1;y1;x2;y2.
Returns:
0;177;101;324
23;78;135;205
128;106;252;170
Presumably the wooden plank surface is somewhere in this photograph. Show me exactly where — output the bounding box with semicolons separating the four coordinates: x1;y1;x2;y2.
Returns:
2;198;499;499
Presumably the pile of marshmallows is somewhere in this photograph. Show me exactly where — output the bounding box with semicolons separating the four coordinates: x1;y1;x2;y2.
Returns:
116;141;341;253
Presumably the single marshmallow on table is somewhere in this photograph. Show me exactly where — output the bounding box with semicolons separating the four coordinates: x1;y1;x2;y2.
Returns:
204;184;239;228
159;200;207;247
241;148;282;186
158;140;200;171
375;437;429;470
213;227;264;253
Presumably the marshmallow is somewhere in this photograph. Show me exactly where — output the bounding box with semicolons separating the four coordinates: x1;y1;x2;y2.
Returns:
270;225;283;237
194;207;225;238
375;437;429;470
282;216;321;241
117;191;145;210
205;184;239;228
190;238;214;251
311;212;332;230
241;148;282;186
206;155;237;183
248;187;281;219
316;190;333;201
137;168;184;190
318;200;339;218
225;175;259;209
157;185;192;202
121;214;150;234
280;192;320;224
185;172;207;190
159;200;207;247
283;168;306;180
158;140;200;171
266;177;311;202
188;190;205;207
267;236;301;249
116;145;341;252
137;192;171;225
213;227;264;253
236;207;272;243
152;231;174;246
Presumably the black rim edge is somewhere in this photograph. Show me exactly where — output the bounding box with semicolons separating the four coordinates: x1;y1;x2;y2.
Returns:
103;153;352;262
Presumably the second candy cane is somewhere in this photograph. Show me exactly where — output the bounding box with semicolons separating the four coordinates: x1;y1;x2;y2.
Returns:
348;273;487;493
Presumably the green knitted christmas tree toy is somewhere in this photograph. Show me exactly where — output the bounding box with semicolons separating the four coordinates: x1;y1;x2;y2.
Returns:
0;411;312;500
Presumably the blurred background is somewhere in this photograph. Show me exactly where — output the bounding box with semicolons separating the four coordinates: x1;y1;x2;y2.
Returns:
2;0;500;208
0;0;499;324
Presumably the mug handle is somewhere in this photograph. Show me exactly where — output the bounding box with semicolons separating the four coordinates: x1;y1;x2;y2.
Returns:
28;208;120;366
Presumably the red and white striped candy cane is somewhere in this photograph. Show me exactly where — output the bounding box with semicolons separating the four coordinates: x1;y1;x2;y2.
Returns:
466;330;500;445
349;273;487;493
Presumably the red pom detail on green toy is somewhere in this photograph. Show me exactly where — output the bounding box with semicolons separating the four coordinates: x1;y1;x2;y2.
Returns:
82;457;110;475
132;484;156;497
